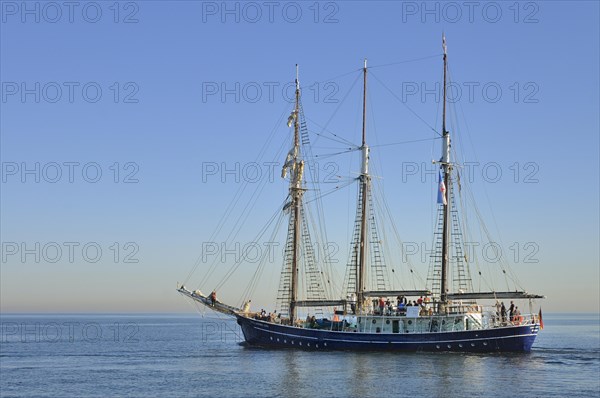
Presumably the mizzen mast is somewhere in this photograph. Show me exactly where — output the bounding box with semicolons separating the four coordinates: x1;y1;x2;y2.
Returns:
439;34;451;312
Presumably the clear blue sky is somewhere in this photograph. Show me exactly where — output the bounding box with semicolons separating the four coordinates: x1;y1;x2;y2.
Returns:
1;1;598;313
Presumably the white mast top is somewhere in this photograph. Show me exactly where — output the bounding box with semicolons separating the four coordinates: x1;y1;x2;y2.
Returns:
361;58;369;175
441;33;450;165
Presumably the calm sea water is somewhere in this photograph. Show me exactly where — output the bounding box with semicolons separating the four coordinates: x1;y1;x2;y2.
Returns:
1;313;598;398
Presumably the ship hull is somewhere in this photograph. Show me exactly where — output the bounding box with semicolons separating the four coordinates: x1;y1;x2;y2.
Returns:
236;315;539;352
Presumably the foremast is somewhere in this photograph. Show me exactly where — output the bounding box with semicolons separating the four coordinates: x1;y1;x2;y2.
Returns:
439;34;451;313
285;65;304;324
357;59;370;314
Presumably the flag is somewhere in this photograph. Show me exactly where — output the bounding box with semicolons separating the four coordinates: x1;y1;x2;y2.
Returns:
437;170;447;205
538;308;544;330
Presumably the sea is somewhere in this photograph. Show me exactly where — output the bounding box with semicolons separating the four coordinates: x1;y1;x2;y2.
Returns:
1;313;598;398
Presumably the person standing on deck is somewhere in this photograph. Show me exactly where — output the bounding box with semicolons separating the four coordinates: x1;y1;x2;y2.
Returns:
333;308;340;322
509;301;515;321
349;293;357;314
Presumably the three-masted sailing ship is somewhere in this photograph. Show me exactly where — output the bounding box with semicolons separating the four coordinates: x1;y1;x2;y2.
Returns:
178;37;544;352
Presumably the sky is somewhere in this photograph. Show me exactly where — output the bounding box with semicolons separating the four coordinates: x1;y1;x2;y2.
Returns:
1;0;598;314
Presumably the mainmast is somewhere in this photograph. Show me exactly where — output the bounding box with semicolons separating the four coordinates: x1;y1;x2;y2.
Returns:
288;64;303;324
439;34;451;312
357;59;370;313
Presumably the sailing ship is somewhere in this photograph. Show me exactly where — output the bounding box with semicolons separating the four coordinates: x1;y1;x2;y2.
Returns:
178;37;544;352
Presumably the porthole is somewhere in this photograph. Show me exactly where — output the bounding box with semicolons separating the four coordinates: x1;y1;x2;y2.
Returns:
324;342;327;346
436;345;440;349
408;320;413;325
299;342;302;346
270;336;273;340
307;343;310;347
459;344;463;348
471;343;475;347
483;342;488;346
385;320;390;325
316;344;319;348
291;341;294;345
447;344;451;349
284;340;287;343
372;319;377;324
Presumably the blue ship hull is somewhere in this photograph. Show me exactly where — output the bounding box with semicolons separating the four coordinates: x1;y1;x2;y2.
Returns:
236;315;539;352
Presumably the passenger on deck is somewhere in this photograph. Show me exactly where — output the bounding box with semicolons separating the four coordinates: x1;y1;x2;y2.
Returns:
417;296;423;305
242;300;251;313
398;301;406;315
509;301;515;321
333;307;340;322
210;291;217;306
512;306;524;325
349;293;357;314
501;302;507;324
378;298;385;315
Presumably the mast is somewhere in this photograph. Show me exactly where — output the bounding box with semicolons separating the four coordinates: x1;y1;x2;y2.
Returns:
439;34;451;312
289;64;302;324
357;59;370;313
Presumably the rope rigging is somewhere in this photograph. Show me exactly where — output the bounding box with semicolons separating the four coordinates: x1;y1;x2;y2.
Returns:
182;53;530;313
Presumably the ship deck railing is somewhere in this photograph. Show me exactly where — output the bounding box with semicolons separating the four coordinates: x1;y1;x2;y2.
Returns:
298;310;540;334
